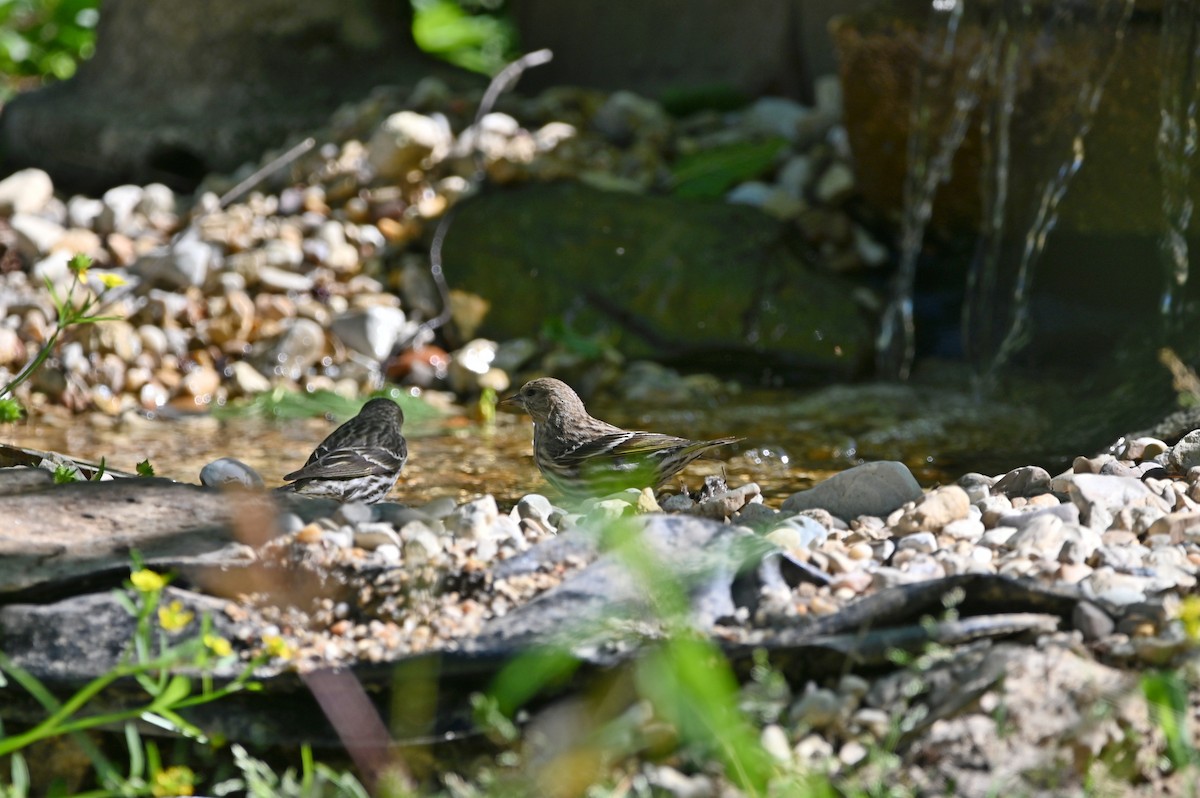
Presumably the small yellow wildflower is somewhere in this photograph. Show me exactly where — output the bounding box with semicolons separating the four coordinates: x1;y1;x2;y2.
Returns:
158;600;194;633
130;569;167;593
151;765;196;797
1179;595;1200;642
262;634;295;660
204;633;233;657
96;272;128;289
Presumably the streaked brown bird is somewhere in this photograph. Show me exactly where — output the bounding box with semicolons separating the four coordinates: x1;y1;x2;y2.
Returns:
278;398;407;504
501;377;740;497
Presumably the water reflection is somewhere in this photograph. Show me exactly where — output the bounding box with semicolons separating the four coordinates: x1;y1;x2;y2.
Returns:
1;371;1083;508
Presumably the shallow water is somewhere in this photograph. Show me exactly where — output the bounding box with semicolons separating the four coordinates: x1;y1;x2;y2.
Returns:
0;372;1083;508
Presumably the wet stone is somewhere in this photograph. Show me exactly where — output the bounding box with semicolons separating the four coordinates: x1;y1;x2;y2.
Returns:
992;465;1052;498
782;460;922;522
199;457;264;489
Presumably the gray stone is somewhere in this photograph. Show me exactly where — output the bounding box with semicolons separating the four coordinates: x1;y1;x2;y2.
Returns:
420;496;459;519
591;90;671;146
97;184;144;234
777;154;814;198
893;485;970;535
0;168;54;215
782;460;922;521
353;524;402;551
199;457;264;489
334;501;373;526
741;96;812;141
229;361;271;394
1072;601;1115;641
442;183;871;379
137;183;176;216
331;306;411;361
257;265;314;293
896;531;937;554
996;503;1080;529
992;465;1052;498
516;493;555;525
1069;474;1169;531
814;161;855;204
10;212;64;258
132;229;221;289
254;317;326;380
66;195;105;229
1168;429;1200;473
447;495;501;540
766;515;828;550
368;111;453;181
691;482;762;519
0;466;54;496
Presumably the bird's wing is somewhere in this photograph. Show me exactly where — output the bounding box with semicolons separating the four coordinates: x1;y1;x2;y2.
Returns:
558;431;683;464
284;446;405;481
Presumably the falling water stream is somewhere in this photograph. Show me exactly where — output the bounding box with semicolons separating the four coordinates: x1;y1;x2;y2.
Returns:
879;0;1136;382
1157;0;1200;331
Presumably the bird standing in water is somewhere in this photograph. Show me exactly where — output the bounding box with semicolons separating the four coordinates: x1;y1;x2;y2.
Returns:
502;377;739;497
278;398;408;503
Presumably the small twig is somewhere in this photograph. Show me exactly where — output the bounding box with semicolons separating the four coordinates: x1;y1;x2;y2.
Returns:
217;137;317;210
394;49;554;353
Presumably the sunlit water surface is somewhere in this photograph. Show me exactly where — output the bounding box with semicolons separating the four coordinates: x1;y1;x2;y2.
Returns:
0;376;1083;508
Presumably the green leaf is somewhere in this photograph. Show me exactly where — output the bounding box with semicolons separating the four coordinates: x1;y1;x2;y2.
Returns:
0;397;24;421
52;464;79;484
90;457;106;482
136;459;155;477
671;137;789;198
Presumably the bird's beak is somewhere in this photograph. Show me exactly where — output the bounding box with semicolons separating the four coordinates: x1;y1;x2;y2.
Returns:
499;393;522;409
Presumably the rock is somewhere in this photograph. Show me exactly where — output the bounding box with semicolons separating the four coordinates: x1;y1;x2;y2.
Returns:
992;465;1052;498
180;365;221;401
591;90;670;146
229;361;271;395
334;501;373;526
1068;474;1168;531
0;328;28;368
254;317;326;380
368;111;453;181
257;265;314;293
0;168;54;214
789;686;841;729
896;531;937;553
892;486;970;535
777;155;814;197
199;457;264;489
66;195;105;229
726;182;805;220
1168;429;1200;472
331;306;411;361
132;228;221;289
996;503;1080;529
741;96;812;141
447;496;501;540
0;479;252;594
766;516;829;550
814;161;855;204
137;183;176;217
1147;510;1200;542
691;483;761;519
782;461;922;521
760;724;792;763
97;185;145;234
448;338;500;394
353;524;402;551
443;183;871;380
0;466;54;496
1082;570;1150;607
10;213;65;259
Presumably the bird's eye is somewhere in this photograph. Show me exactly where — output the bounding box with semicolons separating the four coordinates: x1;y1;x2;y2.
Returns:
523;388;534;397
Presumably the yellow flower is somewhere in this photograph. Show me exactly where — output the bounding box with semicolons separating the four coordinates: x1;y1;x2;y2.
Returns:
204;634;233;657
96;272;128;289
262;634;295;660
1179;595;1200;642
130;569;167;593
151;765;195;797
158;600;194;632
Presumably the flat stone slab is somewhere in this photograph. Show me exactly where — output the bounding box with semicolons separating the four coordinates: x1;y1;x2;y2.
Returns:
0;478;272;595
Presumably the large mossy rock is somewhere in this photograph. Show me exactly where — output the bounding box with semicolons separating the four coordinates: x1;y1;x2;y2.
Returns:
443;183;872;382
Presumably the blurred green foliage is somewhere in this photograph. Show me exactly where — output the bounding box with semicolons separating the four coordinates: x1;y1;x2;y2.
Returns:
0;0;516;100
411;0;516;75
0;0;99;96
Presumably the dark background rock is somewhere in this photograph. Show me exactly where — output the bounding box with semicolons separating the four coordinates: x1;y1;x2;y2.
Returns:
443;182;872;382
510;0;875;107
0;0;455;193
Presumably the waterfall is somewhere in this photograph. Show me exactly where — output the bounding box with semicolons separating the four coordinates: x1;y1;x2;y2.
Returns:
1157;0;1200;334
880;0;1134;381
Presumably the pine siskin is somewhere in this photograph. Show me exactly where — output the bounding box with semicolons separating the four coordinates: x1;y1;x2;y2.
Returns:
501;377;739;497
278;398;407;504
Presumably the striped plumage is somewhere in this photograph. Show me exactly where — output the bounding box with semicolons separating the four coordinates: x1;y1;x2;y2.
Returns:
278;398;407;504
502;377;739;497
